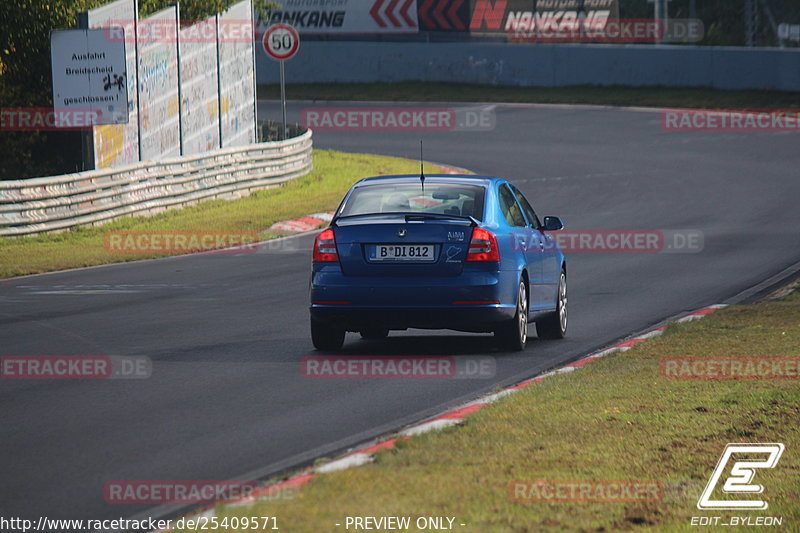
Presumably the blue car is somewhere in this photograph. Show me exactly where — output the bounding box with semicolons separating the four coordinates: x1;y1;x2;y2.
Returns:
309;174;567;351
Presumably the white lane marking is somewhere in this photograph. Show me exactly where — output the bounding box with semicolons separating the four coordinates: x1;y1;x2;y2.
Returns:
460;389;517;408
400;418;462;437
316;453;373;473
258;99;668;113
635;329;666;340
537;366;577;379
587;348;622;359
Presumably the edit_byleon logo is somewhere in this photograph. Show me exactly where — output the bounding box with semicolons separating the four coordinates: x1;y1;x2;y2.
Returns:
697;443;785;511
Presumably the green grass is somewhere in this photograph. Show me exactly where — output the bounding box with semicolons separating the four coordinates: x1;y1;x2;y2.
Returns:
0;150;446;278
207;291;800;532
259;82;800;110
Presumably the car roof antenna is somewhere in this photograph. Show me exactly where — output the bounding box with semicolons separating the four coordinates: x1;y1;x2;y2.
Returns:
419;140;425;194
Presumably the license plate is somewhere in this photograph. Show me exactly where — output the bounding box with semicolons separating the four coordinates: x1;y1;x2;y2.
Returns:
370;244;436;262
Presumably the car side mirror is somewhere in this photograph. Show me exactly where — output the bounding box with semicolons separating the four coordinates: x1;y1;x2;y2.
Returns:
542;216;564;231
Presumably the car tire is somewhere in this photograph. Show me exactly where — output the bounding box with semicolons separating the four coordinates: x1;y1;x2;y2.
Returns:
536;270;567;340
495;279;528;351
360;328;389;340
311;318;345;351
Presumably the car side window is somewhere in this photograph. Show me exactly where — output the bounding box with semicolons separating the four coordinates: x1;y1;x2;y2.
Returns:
498;184;527;228
510;185;541;229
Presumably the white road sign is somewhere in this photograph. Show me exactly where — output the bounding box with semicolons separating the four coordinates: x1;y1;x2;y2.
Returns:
263;24;300;61
51;28;128;126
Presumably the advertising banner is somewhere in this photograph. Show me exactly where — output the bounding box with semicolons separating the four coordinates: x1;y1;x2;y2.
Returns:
137;6;181;161
82;0;140;169
260;0;418;34
219;0;256;148
179;17;221;155
467;0;619;35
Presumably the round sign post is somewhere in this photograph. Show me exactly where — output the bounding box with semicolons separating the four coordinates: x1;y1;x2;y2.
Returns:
262;24;300;140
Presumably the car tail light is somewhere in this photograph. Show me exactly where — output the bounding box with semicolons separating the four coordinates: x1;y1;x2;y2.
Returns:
313;228;338;262
466;227;500;262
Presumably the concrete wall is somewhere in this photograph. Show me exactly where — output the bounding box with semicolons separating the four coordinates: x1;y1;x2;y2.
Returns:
257;42;800;91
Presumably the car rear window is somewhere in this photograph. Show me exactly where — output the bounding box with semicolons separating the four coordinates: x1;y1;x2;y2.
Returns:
339;182;486;220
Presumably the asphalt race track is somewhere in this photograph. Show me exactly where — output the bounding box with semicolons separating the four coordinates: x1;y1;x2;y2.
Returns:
2;102;799;522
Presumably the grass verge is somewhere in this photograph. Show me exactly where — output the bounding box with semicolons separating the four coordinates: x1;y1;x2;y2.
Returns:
0;150;446;279
213;290;800;532
259;82;800;110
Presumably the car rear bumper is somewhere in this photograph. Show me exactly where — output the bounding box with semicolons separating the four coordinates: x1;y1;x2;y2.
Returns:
310;266;519;331
310;305;516;332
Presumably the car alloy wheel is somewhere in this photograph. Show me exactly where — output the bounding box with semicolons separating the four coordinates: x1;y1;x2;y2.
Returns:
517;280;528;346
536;270;567;340
496;278;528;351
557;272;567;334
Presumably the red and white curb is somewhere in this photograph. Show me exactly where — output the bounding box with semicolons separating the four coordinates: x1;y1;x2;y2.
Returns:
269;212;334;234
153;304;727;531
439;166;464;175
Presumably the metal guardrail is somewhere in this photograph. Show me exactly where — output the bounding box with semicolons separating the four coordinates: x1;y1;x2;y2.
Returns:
0;130;313;237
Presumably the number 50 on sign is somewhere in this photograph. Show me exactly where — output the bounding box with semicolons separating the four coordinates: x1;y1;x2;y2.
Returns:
262;24;299;61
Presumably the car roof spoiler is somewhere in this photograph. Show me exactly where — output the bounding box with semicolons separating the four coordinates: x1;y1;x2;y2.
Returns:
332;212;479;227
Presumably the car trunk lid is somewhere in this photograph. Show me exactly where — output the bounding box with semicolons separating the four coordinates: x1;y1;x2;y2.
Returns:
333;214;474;277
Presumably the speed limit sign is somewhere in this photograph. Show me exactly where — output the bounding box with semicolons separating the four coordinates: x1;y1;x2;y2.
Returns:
263;24;300;61
263;24;300;141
